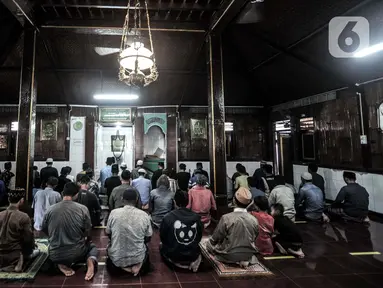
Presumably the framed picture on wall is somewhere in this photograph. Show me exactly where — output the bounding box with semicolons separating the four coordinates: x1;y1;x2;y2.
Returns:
41;119;58;141
0;135;7;149
190;119;207;139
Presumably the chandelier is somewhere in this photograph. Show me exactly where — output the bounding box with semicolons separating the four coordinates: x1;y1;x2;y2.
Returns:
119;0;158;87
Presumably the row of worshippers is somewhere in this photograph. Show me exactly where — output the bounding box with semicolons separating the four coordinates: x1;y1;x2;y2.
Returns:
232;161;370;223
0;162;15;206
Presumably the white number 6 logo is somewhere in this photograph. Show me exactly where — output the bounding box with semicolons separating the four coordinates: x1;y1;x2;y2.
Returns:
329;16;369;58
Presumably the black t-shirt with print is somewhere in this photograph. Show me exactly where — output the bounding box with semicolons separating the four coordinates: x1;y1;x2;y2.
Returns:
160;207;203;263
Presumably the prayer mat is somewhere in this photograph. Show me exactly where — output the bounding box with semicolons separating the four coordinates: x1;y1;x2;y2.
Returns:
199;237;273;278
0;239;49;281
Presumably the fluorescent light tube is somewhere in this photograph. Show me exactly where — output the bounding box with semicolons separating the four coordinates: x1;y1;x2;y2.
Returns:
94;94;139;100
354;43;383;58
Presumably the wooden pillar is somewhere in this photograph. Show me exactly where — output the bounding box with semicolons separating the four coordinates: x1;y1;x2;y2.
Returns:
166;113;177;173
207;35;227;210
15;25;37;201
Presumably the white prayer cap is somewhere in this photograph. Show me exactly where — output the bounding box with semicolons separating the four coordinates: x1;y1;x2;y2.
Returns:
301;172;312;181
46;158;53;163
120;163;127;168
138;168;146;174
137;160;144;166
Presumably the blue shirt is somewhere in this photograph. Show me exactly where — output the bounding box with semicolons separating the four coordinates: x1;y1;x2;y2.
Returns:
100;166;112;187
297;183;324;220
132;176;152;205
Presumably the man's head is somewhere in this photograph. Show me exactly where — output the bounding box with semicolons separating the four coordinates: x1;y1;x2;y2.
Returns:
138;168;146;177
157;174;170;189
162;169;170;177
271;203;284;217
158;162;164;170
196;174;208;187
8;188;25;207
260;160;267;169
254;196;269;212
233;187;253;209
136;160;143;167
46;158;53;166
4;162;12;171
82;162;90;171
237;164;246;175
174;190;188;208
60;167;69;176
179;163;186;171
308;163;318;173
62;182;78;198
301;172;312;184
264;164;273;175
33;166;38;171
274;175;286;186
235;163;242;171
121;170;131;183
196;162;203;170
343;171;356;184
78;175;90;189
111;164;119;175
120;163;127;171
46;177;59;189
66;166;72;174
122;187;139;207
106;157;113;166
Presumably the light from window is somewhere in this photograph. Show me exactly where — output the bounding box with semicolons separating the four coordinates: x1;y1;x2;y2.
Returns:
225;122;233;132
11;122;18;131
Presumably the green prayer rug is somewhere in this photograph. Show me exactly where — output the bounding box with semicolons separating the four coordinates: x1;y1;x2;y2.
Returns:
0;239;49;281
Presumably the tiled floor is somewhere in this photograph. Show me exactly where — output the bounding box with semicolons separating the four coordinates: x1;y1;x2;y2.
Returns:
2;219;383;288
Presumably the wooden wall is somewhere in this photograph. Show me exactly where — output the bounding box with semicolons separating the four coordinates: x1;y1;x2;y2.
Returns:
178;107;268;161
272;79;383;172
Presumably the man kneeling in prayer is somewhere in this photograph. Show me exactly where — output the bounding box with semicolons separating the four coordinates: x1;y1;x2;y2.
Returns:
106;187;152;276
0;188;40;272
206;187;259;267
42;182;98;280
160;190;203;272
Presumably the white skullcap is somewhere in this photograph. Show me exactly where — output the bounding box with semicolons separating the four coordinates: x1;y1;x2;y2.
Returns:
301;172;312;181
46;158;53;163
138;168;146;174
137;160;144;166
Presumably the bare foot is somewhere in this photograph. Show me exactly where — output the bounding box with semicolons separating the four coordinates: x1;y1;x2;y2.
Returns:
14;253;24;272
288;248;305;258
131;262;143;276
58;264;75;277
85;258;95;281
322;213;330;223
275;242;287;255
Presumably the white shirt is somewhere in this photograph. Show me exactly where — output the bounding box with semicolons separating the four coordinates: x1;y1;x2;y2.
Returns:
33;187;62;231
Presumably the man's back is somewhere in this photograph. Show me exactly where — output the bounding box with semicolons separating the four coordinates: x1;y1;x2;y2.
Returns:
0;207;33;253
160;208;203;263
76;189;101;227
132;177;152;205
106;205;152;267
336;183;369;218
187;186;216;217
151;169;163;189
109;184;138;210
105;176;121;198
311;172;325;197
176;171;190;191
33;188;62;230
43;201;91;262
100;166;112;187
299;183;324;220
269;185;296;220
40;167;58;184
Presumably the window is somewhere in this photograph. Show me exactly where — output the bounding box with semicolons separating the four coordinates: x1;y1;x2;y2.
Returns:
300;117;315;160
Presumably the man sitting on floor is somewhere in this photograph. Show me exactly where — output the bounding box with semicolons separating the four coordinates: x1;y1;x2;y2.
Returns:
76;175;101;227
268;175;296;221
33;176;62;231
110;170;142;210
160;190;203;272
206;187;259;267
296;172;327;222
132;168;152;210
106;187;152;276
326;171;369;223
0;188;39;272
42;182;98;280
271;203;304;258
